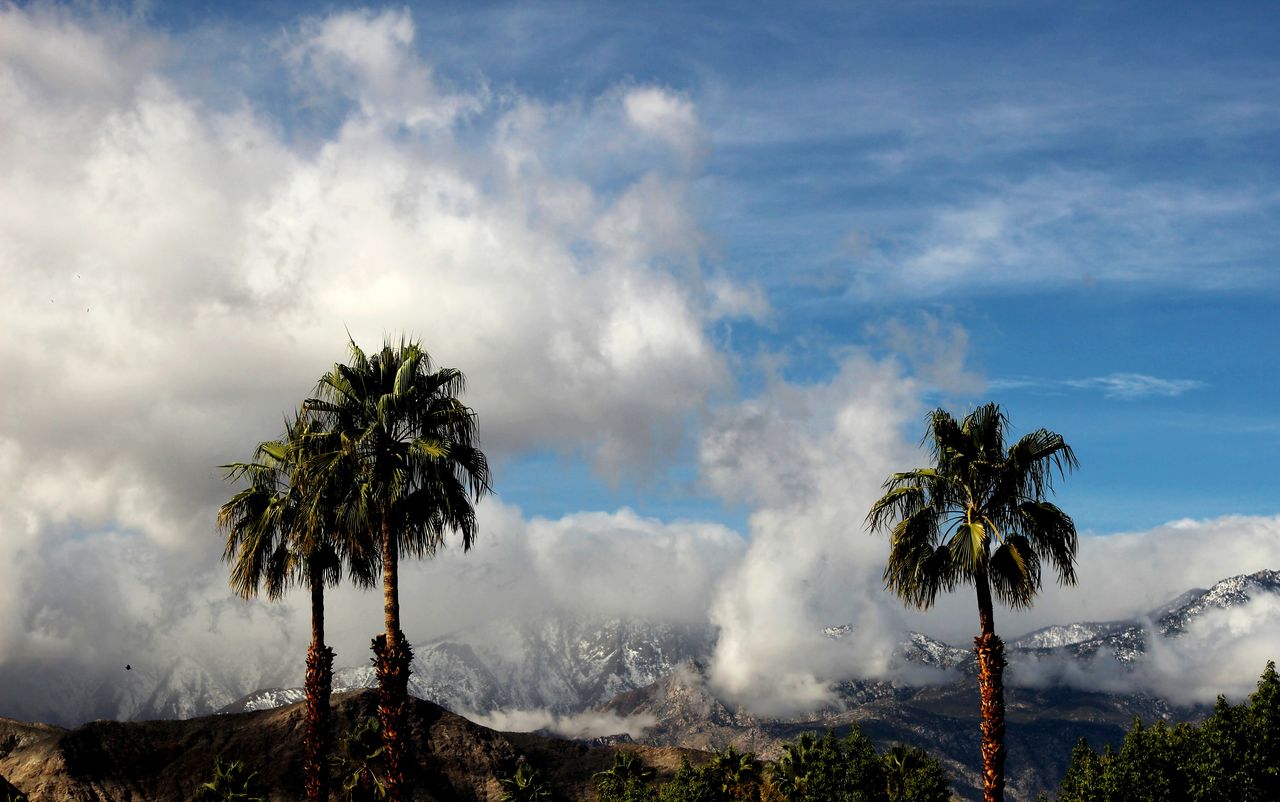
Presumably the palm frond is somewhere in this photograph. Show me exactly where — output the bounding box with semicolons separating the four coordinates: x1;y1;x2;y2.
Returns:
868;403;1079;616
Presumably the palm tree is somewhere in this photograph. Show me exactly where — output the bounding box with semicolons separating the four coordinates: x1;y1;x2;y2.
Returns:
594;750;657;799
708;746;763;801
767;732;819;801
307;337;492;802
219;410;375;802
332;716;388;802
866;403;1078;802
194;757;266;802
499;760;554;802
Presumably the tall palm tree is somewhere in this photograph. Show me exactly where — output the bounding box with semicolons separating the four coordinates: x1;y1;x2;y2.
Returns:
307;337;491;802
866;403;1078;802
219;411;375;802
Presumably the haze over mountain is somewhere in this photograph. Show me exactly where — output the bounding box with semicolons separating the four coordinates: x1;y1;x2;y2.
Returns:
4;570;1273;801
6;569;1274;741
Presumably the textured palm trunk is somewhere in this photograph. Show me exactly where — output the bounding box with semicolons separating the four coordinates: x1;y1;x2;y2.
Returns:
375;515;412;802
304;572;334;802
974;632;1006;802
974;572;1006;802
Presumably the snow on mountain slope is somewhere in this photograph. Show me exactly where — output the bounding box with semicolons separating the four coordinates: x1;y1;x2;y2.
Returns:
11;569;1278;726
219;615;716;716
1155;569;1280;635
1005;569;1280;669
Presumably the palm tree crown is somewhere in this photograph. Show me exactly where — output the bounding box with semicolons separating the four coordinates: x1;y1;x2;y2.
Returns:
307;337;491;563
218;411;353;600
866;402;1079;616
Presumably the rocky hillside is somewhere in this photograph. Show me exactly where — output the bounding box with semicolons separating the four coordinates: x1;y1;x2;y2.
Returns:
0;690;694;802
598;657;1198;802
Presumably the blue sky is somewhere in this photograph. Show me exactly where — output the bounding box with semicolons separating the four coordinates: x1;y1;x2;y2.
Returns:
142;0;1279;535
3;0;1280;716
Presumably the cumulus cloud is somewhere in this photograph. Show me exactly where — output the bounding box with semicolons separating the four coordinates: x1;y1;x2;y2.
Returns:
1;4;1277;729
324;503;746;654
702;343;1280;712
622;86;701;162
703;351;927;715
0;5;728;689
991;516;1280;639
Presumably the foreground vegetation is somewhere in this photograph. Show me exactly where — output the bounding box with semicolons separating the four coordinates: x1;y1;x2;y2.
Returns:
1045;661;1280;802
491;727;951;802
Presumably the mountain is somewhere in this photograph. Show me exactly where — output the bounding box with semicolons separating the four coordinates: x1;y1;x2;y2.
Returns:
1005;568;1280;666
593;569;1280;801
106;568;1280;730
3;569;1276;800
598;656;1197;802
0;690;695;801
0;649;296;727
220;615;715;717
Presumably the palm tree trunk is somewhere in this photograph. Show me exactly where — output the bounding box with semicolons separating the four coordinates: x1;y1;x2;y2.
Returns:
375;515;413;802
974;572;1006;802
304;571;334;802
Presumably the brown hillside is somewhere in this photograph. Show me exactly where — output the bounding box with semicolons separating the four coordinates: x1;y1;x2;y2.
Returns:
0;691;695;801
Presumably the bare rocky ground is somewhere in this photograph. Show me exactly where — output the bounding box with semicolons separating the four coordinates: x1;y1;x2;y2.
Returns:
0;690;694;802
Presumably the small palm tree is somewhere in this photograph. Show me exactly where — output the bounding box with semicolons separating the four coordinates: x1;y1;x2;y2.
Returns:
219;410;375;802
767;732;819;801
194;757;265;802
867;403;1079;802
883;744;925;802
333;716;388;802
594;750;657;799
707;746;763;801
500;760;554;802
307;337;492;802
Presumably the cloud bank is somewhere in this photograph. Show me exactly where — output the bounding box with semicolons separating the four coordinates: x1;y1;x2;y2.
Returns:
1;5;1277;726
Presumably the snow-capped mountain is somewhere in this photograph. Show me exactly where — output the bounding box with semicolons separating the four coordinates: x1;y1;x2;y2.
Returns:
0;645;297;726
220;615;716;716
221;569;1280;720
8;569;1276;729
1006;568;1280;666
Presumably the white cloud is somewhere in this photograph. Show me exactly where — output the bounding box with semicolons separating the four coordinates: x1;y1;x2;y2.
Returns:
703;351;927;715
991;372;1205;400
992;516;1280;639
866;314;985;395
851;170;1278;296
0;6;727;677
1065;373;1206;399
468;707;657;740
285;8;483;129
706;272;771;322
623;86;701;162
